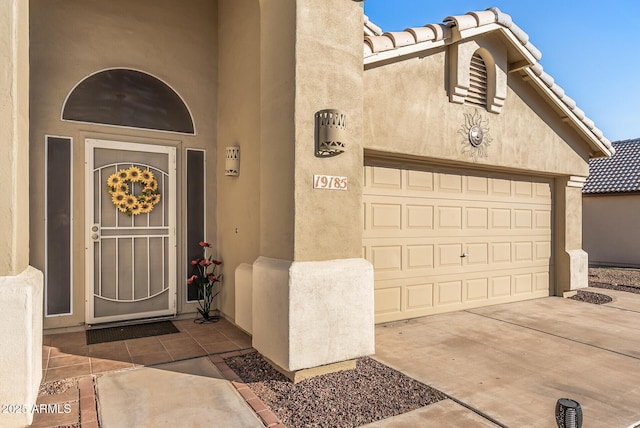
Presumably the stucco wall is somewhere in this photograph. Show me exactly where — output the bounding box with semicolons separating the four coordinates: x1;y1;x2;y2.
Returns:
29;0;218;329
292;0;365;261
257;0;365;262
0;0;30;277
0;2;44;427
363;41;591;177
584;194;640;267
364;35;595;295
251;0;374;375
258;0;296;261
217;0;261;320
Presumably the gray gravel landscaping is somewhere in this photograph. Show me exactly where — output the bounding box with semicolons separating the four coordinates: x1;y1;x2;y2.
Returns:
223;267;640;427
224;352;447;428
589;267;640;289
569;289;612;304
569;267;640;304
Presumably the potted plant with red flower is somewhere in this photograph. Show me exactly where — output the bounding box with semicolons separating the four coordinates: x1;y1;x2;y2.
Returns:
187;241;223;323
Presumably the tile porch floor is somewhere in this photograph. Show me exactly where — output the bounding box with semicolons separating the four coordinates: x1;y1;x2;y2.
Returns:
33;317;252;427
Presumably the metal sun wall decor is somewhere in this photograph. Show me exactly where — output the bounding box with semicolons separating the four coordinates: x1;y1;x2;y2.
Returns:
459;109;493;160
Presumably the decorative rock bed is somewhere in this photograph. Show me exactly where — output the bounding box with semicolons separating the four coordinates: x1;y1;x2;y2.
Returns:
569;289;612;304
568;267;640;304
224;352;447;428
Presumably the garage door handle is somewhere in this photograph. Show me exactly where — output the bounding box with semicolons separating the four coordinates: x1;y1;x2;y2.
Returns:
461;253;469;258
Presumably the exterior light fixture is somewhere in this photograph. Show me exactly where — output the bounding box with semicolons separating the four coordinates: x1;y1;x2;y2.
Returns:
225;146;240;176
555;398;582;428
315;109;346;157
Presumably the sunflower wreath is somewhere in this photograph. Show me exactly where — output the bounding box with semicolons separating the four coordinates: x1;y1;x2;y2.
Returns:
106;166;161;216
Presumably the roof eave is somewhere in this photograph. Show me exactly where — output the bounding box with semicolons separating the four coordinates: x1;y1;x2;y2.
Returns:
364;21;614;159
522;67;613;158
364;38;449;69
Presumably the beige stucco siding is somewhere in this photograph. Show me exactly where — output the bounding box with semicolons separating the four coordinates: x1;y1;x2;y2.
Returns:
291;0;365;261
0;0;30;276
217;0;261;319
584;194;640;267
362;33;595;315
258;0;296;261
364;46;590;177
29;0;218;329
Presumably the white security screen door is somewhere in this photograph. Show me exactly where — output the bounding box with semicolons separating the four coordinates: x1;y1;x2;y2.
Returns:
85;139;176;324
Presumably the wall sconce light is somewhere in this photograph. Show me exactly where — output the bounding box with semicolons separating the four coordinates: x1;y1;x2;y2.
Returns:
315;109;346;157
225;146;240;176
555;398;582;428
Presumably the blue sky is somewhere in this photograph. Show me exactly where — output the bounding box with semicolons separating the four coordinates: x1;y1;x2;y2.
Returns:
364;1;640;142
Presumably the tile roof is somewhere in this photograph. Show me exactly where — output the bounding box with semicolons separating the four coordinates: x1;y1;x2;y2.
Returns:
363;15;382;38
363;7;614;159
583;139;640;194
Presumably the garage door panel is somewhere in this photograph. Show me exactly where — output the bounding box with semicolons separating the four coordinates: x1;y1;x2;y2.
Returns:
514;273;533;294
374;286;402;314
467;176;489;194
373;269;550;323
491;276;512;297
406;205;434;229
370;245;402;272
491;242;512;263
368;166;402;189
515;181;533;197
466;243;489;265
438;173;463;193
491;178;512;196
535;182;552;198
492;208;512;228
535;241;552;261
514;242;533;261
437;206;463;229
406;283;434;310
406;245;434;269
536;271;551;291
364;198;552;236
366;240;549;277
371;203;402;230
535;210;552;229
466;278;489;301
406;170;434;191
466;207;489;229
437;281;463;305
438;244;464;267
364;165;553;323
514;209;533;229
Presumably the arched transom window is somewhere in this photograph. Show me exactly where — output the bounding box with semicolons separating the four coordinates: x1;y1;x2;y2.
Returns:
62;68;195;134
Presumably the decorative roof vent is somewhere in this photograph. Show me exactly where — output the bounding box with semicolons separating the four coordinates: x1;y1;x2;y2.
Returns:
448;41;507;114
466;53;488;108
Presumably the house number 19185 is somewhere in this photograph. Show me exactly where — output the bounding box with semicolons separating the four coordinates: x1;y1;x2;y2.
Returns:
313;174;347;191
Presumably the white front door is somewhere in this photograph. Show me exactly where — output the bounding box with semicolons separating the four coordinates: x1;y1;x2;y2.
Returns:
85;139;177;324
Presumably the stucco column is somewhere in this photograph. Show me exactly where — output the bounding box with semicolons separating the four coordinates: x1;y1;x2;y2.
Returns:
252;0;374;379
0;2;44;427
554;176;588;296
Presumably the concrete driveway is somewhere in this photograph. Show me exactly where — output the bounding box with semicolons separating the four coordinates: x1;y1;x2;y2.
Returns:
374;289;640;427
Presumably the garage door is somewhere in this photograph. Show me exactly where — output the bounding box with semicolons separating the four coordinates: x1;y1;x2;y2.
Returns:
363;164;553;324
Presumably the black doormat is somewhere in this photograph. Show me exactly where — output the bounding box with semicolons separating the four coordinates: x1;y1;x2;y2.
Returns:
86;321;179;345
